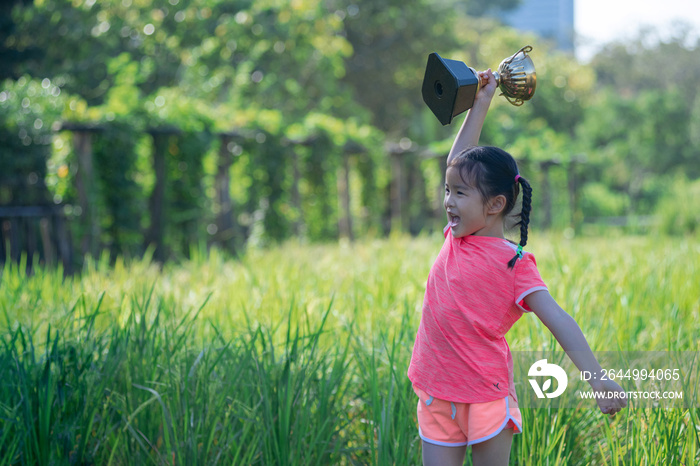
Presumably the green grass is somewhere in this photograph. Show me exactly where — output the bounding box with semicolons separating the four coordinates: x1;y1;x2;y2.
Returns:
1;233;699;464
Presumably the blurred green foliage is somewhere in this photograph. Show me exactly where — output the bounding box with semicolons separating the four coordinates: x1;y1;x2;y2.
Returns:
1;0;700;264
91;120;143;255
0;77;64;205
655;175;700;235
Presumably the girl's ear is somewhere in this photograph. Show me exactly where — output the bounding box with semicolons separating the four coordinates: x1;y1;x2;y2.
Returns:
487;195;507;215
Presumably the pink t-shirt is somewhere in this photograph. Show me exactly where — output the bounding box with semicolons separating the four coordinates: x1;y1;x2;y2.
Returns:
407;228;547;404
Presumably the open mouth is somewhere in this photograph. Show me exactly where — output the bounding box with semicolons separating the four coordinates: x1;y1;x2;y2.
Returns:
448;214;461;228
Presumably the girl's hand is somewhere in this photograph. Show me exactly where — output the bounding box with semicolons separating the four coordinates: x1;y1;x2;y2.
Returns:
474;68;497;105
446;69;497;163
589;378;628;418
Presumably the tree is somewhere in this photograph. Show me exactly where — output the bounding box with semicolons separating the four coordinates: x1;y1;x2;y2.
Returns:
591;24;700;103
578;31;700;218
338;0;521;136
0;77;64;206
0;0;38;81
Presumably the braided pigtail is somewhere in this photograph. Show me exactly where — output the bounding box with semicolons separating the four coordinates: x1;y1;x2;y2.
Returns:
508;175;532;269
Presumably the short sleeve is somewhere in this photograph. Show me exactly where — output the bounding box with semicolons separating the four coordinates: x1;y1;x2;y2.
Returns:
513;253;548;312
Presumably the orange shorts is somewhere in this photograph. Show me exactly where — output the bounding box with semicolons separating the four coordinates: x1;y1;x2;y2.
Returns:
413;384;522;447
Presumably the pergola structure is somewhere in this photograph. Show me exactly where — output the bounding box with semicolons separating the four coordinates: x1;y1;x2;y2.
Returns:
1;122;580;272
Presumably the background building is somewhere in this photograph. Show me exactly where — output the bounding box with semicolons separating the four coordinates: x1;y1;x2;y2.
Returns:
498;0;575;52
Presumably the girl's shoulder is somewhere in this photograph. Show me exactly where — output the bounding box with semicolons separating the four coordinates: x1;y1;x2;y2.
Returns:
452;235;533;267
477;237;542;275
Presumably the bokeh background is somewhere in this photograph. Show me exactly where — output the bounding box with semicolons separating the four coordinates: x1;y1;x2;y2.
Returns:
1;0;699;266
2;2;700;465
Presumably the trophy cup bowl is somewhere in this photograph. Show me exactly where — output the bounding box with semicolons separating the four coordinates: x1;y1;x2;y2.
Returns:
422;46;537;125
493;45;537;106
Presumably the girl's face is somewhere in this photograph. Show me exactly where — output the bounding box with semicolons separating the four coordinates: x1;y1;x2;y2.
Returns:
443;166;489;238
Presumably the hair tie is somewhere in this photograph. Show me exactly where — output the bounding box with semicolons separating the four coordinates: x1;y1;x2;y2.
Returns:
514;174;521;183
516;244;523;259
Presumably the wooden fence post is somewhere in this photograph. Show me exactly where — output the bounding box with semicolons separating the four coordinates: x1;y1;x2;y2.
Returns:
0;206;73;274
538;160;561;230
285;137;308;238
53;207;73;274
1;216;20;263
337;142;364;241
283;135;321;239
145;131;168;261
389;147;406;233
72;130;100;258
291;147;303;237
215;133;236;253
568;156;584;233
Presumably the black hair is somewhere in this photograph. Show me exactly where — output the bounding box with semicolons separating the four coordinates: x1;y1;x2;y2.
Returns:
447;146;532;269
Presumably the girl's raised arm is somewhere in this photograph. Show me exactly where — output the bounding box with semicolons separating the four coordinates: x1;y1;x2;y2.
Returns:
447;68;498;165
524;290;628;417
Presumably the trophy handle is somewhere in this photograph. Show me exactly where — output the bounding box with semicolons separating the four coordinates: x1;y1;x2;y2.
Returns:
503;45;533;65
502;95;526;106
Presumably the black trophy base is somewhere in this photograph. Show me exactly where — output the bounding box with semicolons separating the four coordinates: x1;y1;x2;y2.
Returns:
421;53;479;126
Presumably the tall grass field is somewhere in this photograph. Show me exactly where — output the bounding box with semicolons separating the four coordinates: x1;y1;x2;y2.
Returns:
1;234;699;465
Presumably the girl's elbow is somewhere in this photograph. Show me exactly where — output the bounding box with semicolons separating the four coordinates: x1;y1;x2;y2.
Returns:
547;310;579;338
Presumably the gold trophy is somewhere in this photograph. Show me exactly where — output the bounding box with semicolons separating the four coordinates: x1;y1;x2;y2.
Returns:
422;46;537;125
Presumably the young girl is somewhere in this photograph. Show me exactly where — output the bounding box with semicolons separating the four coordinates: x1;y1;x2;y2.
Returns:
407;69;627;466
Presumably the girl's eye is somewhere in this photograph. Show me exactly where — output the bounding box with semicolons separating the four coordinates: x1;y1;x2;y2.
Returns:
457;191;464;195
